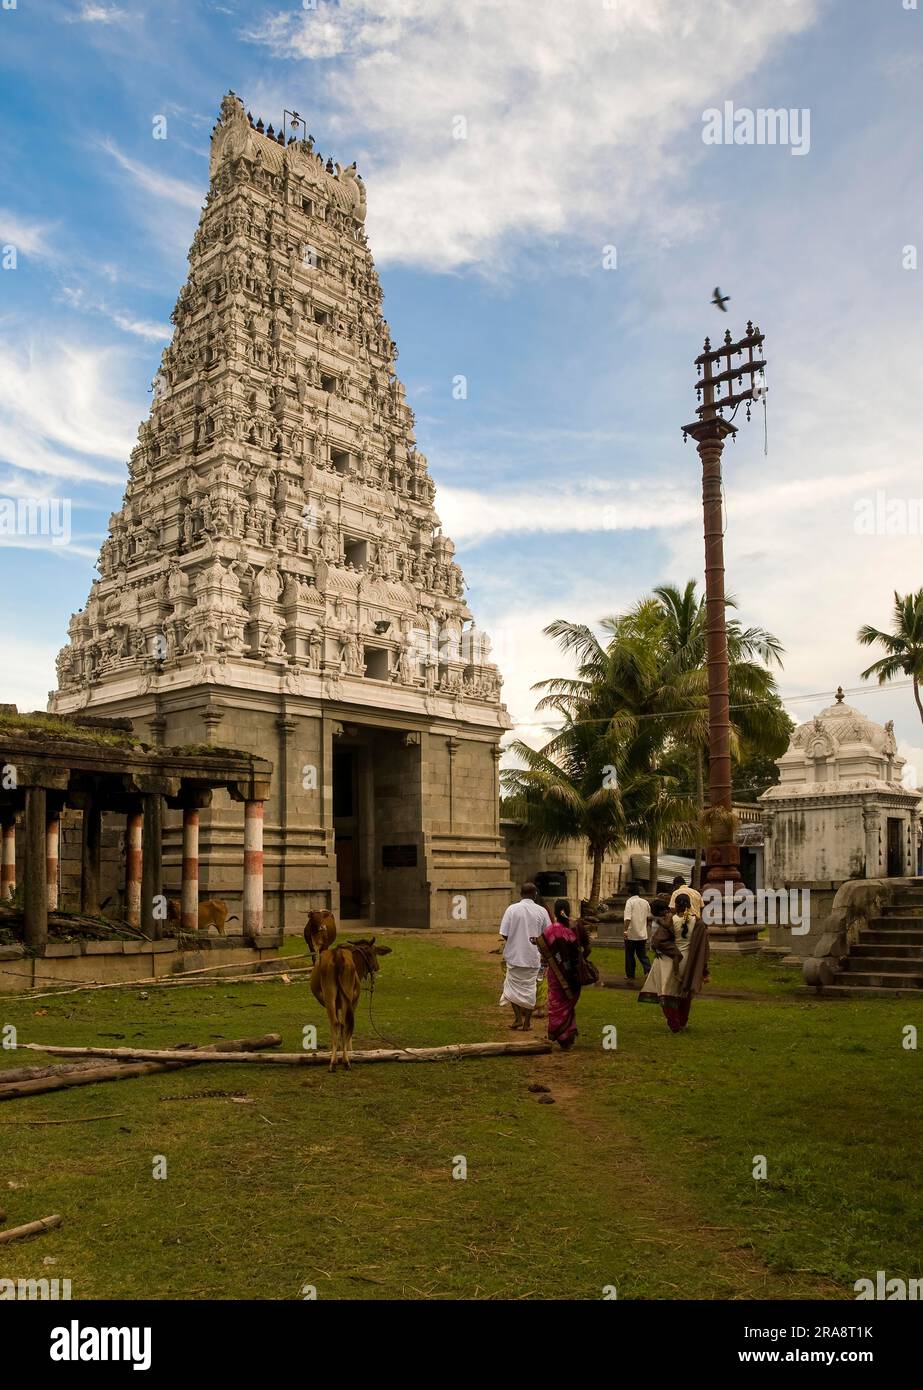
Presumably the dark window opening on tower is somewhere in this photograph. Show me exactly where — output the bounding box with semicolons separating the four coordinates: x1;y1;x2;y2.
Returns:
363;647;389;681
343;536;368;569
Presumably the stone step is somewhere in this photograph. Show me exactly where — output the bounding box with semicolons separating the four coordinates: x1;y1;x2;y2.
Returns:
881;906;923;918
852;942;923;958
863;929;923;946
845;954;923;971
805;984;923;999
838;968;923;989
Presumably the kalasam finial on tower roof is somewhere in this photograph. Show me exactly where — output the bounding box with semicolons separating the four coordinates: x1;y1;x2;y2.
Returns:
835;685;845;704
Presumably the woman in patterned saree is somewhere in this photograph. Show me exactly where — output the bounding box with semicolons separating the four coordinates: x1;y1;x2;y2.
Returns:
534;898;591;1050
638;894;710;1032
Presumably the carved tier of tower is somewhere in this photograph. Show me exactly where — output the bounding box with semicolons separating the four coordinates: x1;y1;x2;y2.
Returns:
51;91;504;715
50;92;513;933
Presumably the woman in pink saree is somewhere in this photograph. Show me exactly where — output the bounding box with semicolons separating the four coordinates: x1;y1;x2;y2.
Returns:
534;899;591;1050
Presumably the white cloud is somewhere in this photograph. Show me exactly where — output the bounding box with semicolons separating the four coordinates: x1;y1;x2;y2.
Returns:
439;468;891;548
0;639;64;712
246;0;820;270
70;4;130;23
439;477;698;546
899;742;923;791
108;312;171;341
100;139;203;210
59;285;171;342
0;209;57;261
0;336;139;484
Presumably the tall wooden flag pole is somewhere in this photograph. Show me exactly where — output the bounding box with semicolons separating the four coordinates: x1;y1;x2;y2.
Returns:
682;323;766;943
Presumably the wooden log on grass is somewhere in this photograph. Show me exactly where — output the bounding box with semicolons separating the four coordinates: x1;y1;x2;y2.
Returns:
0;1034;282;1101
0;1059;133;1085
0;1214;62;1244
17;1038;552;1066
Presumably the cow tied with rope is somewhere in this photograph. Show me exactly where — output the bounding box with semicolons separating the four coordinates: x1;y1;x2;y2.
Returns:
309;938;392;1071
303;908;337;961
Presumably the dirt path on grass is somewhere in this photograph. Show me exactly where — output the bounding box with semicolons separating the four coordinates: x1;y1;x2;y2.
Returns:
427;929;843;1301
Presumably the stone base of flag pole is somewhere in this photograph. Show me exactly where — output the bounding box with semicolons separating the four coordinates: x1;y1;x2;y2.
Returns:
243;798;264;942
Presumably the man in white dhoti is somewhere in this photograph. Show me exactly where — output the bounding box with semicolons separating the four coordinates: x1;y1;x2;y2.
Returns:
498;883;550;1031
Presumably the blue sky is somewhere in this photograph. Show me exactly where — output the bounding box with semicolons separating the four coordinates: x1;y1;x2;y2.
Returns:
1;0;922;777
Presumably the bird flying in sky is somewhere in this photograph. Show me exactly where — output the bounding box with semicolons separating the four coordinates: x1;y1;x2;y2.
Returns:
711;287;730;312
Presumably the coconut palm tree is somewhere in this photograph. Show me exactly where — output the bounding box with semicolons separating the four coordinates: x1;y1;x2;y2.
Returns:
500;715;625;907
858;589;923;726
640;581;788;885
526;585;786;896
527;603;701;897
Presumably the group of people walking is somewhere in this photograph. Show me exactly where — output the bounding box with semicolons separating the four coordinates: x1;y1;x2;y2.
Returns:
497;883;595;1049
497;875;709;1048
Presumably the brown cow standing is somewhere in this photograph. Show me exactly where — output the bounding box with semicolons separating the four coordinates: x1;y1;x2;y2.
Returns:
166;898;238;935
303;908;337;961
310;938;392;1071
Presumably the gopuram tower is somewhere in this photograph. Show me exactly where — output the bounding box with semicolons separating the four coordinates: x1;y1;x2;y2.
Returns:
51;92;512;931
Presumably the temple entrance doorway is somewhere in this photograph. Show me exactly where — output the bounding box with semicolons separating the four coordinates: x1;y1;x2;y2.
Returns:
333;746;362;919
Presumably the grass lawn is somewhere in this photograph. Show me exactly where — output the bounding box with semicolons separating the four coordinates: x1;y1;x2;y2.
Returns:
1;935;920;1301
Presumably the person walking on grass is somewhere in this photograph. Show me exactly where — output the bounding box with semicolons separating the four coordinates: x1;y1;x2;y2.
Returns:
498;882;549;1031
638;894;710;1033
669;874;703;918
623;889;652;985
533;898;593;1050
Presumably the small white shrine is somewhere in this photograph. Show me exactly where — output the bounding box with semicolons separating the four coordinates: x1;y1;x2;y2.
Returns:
760;687;921;893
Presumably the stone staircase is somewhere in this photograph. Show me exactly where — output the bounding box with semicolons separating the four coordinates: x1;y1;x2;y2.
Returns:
823;883;923;997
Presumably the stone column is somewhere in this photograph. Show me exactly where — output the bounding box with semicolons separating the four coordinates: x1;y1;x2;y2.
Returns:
125;809;143;929
243;798;264;942
491;744;503;837
275;712;296;935
446;737;460;831
862;802;879;878
45;807;61;913
181;807;200;932
80;796;102;916
24;787;47;951
1;812;15;901
142;794;164;939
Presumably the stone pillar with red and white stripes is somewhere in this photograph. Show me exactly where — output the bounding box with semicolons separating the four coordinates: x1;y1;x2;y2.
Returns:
45;807;61;913
125;810;143;928
1;813;15;902
181;807;200;933
243;798;264;942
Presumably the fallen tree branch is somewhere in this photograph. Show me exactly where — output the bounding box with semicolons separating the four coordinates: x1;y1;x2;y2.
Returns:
0;1214;62;1244
0;1059;133;1085
0;1034;282;1101
2;1113;124;1126
18;1038;553;1066
19;953;310;1001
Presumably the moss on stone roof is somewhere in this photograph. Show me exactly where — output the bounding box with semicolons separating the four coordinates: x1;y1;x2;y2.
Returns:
0;711;140;750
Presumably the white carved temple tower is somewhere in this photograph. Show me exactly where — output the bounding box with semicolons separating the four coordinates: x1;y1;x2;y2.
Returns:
51;92;512;931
